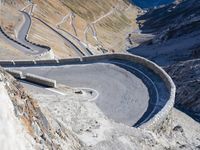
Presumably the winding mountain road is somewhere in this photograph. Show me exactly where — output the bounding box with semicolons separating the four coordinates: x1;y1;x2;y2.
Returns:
0;27;34;54
16;11;50;54
0;11;88;56
0;10;174;127
9;58;169;127
0;12;50;55
32;16;92;57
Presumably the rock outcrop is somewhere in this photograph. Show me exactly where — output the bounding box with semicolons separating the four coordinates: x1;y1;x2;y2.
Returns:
0;68;82;150
128;0;200;122
166;59;200;122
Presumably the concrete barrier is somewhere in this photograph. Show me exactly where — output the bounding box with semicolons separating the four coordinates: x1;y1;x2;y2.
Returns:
0;61;14;67
82;54;115;62
39;49;55;59
25;73;56;88
4;69;56;88
6;69;23;79
14;60;35;66
35;59;59;65
120;54;175;130
0;57;81;67
59;58;81;64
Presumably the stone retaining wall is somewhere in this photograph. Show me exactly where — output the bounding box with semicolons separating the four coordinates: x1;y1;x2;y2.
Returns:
0;58;81;67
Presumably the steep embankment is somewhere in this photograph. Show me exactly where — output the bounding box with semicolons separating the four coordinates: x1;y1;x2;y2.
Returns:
0;79;33;150
0;68;82;149
128;0;200;122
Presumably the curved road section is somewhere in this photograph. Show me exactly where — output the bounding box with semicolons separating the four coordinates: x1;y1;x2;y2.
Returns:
0;12;49;55
32;16;91;57
16;11;50;54
1;11;91;57
6;54;175;127
0;27;33;54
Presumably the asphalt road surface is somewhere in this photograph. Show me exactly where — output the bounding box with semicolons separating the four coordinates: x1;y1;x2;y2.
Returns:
0;12;48;55
11;59;169;127
16;11;49;54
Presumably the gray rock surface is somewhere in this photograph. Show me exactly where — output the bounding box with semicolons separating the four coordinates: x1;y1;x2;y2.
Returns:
0;68;82;150
128;0;200;123
166;59;200;122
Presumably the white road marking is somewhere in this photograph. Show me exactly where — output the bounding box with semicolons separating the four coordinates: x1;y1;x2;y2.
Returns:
45;88;66;96
46;87;99;101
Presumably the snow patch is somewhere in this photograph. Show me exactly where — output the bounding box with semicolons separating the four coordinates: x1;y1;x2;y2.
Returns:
0;82;34;150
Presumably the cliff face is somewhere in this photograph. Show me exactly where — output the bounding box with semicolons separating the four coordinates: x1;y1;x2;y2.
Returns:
137;0;200;41
166;59;200;122
128;0;200;122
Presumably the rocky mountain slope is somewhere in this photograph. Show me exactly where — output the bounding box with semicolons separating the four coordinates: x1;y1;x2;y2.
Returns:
0;0;200;149
128;0;200;123
0;68;82;149
1;68;200;149
0;0;139;59
166;59;200;122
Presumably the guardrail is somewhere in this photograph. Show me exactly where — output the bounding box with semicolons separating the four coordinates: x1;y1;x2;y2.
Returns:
0;57;81;67
1;53;176;130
